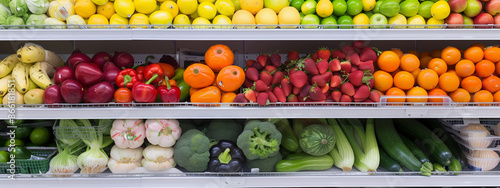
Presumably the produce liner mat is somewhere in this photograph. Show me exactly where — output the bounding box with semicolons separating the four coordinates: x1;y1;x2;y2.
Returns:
0;147;57;174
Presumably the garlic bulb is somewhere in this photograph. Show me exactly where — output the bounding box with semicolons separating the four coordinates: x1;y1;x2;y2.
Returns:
145;119;182;147
469;150;500;171
108;158;141;173
142;145;175;171
110;145;143;163
495;122;500;136
110;119;146;149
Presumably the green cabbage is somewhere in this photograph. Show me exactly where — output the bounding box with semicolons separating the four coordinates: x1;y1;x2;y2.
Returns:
6;15;24;25
0;5;10;25
26;14;47;25
0;0;9;8
26;0;49;14
43;17;66;28
9;0;28;17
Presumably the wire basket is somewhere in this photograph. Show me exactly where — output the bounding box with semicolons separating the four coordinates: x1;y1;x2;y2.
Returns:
53;119;112;140
0;147;57;174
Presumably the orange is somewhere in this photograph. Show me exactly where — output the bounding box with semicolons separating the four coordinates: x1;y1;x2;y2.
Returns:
240;0;264;15
393;71;415;90
377;51;401;72
497;61;500;75
400;54;420;72
411;69;421;83
461;76;482;93
406;87;428;103
428;88;448;103
472;90;494;104
447;70;462;83
482;75;500;93
427;58;448;75
449;88;471;103
484;46;500;63
431;49;442;58
441;46;461;65
406;50;419;56
385;87;406;103
420;56;433;69
455;59;475;77
419;51;431;59
470;43;485;49
373;70;393;92
390;68;402;77
475;59;495;77
439;72;460;92
417;69;439;90
391;48;404;58
494;91;500;102
221;92;237;103
464;46;484;63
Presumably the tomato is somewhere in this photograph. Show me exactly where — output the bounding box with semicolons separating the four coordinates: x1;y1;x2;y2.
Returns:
114;88;133;103
30;127;52;146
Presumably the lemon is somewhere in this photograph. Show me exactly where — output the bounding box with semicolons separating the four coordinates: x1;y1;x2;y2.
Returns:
88;14;109;28
130;13;150;28
110;13;129;28
388;13;407;28
149;10;173;28
114;0;135;18
199;0;215;2
427;17;444;29
192;17;211;28
316;0;333;18
178;0;198;15
407;15;425;28
215;0;235;17
362;0;375;11
97;2;115;19
278;6;300;28
255;8;277;28
430;0;450;20
134;0;156;14
190;11;199;19
160;1;179;18
75;0;97;19
353;13;369;28
232;9;255;28
197;2;217;20
173;14;191;28
212;15;232;28
92;0;108;6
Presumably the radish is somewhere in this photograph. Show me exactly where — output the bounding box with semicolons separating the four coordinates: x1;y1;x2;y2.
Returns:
256;54;269;67
257;92;269;106
311;72;332;87
270;53;281;67
233;93;248;103
329;59;341;72
260;71;273;86
341;82;355;96
359;60;375;73
281;78;292;96
370;90;382;102
316;60;329;74
330;75;341;89
290;70;308;88
264;65;277;74
360;47;379;62
287;51;299;61
331;91;342;102
340;61;352;74
331;49;345;59
266;90;278;103
303;58;319;75
346;53;361;66
272;71;285;85
287;94;298;102
246;67;259;81
254;80;268;92
353;85;371;102
273;87;287;103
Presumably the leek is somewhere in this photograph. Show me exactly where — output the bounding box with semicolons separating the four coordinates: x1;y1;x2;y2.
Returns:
339;119;379;172
327;119;354;172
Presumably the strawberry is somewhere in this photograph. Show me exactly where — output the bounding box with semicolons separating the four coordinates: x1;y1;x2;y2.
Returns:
363;98;374;103
331;91;342;102
233;93;248;103
342;45;355;56
370;90;381;102
352;41;365;50
300;85;313;98
257;92;269;106
329;59;341;72
351;65;359;73
331;49;346;59
359;60;374;73
341;82;355;96
303;58;319;75
311;72;332;87
287;94;298;102
270;53;281;67
368;78;375;88
260;71;273;86
290;70;308;88
317;48;331;61
309;84;326;101
348;70;364;87
246;67;259;81
321;84;330;94
252;61;264;70
353;85;371;102
266;90;278;103
264;65;277;74
272;71;285;85
254;80;268;92
346;53;361;66
281;78;293;96
359;47;379;62
340;61;352;74
330;75;341;89
287;50;299;61
293;85;303;95
243;78;254;88
246;59;256;67
316;59;329;74
340;95;353;103
256;54;269;67
311;51;319;62
244;88;257;103
273;87;287;103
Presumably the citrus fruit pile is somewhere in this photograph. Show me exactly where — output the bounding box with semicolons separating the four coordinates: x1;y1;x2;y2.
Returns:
374;44;500;104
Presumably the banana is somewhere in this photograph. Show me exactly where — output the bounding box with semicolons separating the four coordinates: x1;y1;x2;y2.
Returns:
0;54;20;78
29;62;55;89
45;50;65;68
12;62;30;93
17;43;46;64
0;74;12;97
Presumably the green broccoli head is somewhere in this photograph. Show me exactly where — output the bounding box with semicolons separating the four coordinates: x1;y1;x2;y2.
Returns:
237;120;282;160
173;129;210;172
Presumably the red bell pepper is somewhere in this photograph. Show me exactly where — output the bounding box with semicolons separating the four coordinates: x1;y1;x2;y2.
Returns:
132;74;159;103
144;64;164;85
135;66;145;81
115;69;141;89
158;76;181;103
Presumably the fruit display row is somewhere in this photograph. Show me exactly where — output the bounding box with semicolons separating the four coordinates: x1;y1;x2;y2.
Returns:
0;0;499;28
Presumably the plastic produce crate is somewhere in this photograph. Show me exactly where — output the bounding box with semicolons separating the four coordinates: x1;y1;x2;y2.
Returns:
0;147;57;174
53;119;112;140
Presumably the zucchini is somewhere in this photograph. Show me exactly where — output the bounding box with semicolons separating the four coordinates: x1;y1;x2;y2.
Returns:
400;135;431;164
275;154;334;172
375;119;423;171
274;119;301;153
423;119;467;167
379;149;403;172
394;119;453;166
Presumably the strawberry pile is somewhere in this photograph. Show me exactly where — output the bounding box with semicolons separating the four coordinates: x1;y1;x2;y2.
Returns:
234;41;383;105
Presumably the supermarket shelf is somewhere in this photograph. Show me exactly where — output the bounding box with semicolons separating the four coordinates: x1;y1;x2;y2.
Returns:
2;103;500;119
1;27;500;41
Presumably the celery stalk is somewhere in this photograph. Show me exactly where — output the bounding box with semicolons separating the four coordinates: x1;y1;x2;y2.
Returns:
328;119;354;172
339;119;380;172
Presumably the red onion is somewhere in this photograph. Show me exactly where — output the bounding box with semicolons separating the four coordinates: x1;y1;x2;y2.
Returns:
75;63;104;86
112;51;135;69
60;79;84;103
53;66;75;85
103;62;121;83
67;49;92;70
84;81;115;103
43;85;64;104
92;51;112;69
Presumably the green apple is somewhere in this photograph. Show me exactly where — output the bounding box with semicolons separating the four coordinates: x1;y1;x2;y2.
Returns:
462;14;474;28
301;14;320;28
418;1;434;19
399;0;420;17
369;13;388;28
264;0;290;13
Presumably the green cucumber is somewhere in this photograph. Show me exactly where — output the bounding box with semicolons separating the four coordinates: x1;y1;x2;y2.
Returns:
375;119;423;171
400;135;431;164
423;119;467;167
275;154;334;172
379;149;403;172
394;119;453;166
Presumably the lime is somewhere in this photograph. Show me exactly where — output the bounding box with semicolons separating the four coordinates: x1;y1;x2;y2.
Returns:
321;15;337;28
212;15;232;28
301;0;317;15
337;15;353;29
14;126;32;139
373;0;383;13
10;146;31;160
192;17;211;28
215;0;235;17
178;0;198;15
300;12;305;21
4;138;24;147
291;0;304;11
379;0;400;17
399;0;420;17
347;0;363;16
407;15;425;28
0;151;9;162
418;1;434;19
197;2;217;20
388;13;407;28
353;13;369;28
333;0;347;16
29;127;51;146
160;1;179;18
365;10;374;18
301;14;320;28
316;0;333;17
431;0;450;20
